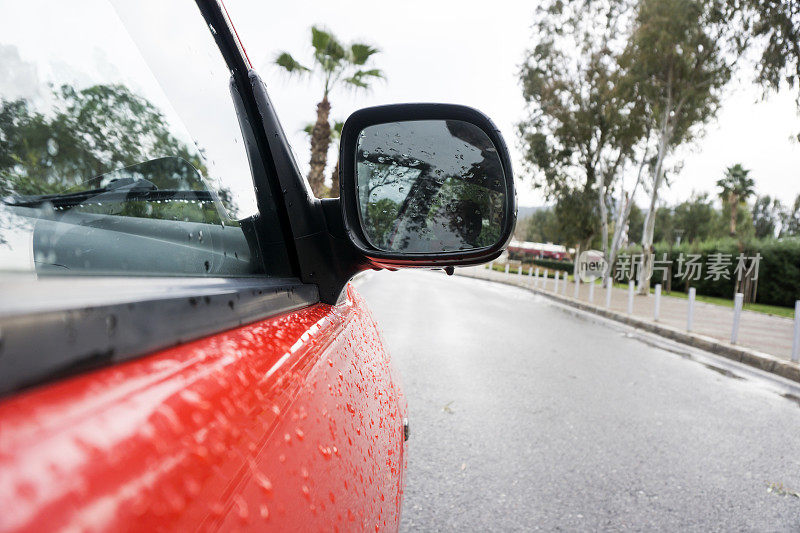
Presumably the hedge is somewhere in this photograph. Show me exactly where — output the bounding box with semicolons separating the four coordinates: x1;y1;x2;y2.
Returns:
530;258;575;273
613;237;800;308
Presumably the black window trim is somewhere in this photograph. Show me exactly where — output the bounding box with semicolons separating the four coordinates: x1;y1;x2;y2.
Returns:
196;0;377;305
0;276;318;396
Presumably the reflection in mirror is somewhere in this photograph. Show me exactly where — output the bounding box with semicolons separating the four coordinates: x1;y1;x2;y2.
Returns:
356;120;506;253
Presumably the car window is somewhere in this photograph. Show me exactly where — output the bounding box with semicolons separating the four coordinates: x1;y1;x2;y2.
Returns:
0;0;287;277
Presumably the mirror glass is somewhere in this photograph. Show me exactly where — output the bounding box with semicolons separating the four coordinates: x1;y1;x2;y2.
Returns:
356;120;507;253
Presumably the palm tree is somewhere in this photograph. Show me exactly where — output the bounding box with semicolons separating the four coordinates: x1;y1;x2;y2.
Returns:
275;27;383;198
302;120;343;197
716;164;755;236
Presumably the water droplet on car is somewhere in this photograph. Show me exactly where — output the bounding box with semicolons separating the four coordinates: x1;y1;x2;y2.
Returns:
234;495;249;522
255;473;273;495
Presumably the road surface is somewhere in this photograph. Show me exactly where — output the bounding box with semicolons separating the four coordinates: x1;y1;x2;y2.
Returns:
356;270;800;531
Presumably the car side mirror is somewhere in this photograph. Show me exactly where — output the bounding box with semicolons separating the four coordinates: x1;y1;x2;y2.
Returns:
339;104;516;268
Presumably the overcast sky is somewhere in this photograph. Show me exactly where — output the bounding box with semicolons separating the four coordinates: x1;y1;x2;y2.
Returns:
226;0;800;209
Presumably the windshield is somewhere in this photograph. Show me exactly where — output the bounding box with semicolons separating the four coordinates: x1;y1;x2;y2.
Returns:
0;0;273;277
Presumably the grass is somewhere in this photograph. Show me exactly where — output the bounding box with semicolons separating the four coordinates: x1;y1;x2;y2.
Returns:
484;263;796;319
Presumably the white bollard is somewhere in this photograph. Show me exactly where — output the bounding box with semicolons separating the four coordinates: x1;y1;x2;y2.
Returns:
488;261;493;271
562;274;568;295
528;267;533;277
792;300;800;362
627;280;635;314
731;292;744;344
554;271;560;293
605;280;613;309
687;288;696;332
505;264;510;276
518;265;522;276
654;284;662;321
534;268;540;288
588;280;595;303
573;276;580;298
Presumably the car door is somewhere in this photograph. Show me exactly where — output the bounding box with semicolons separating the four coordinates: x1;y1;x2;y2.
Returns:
0;0;406;531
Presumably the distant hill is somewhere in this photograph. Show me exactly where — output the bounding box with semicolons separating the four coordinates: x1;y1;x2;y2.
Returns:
517;205;544;221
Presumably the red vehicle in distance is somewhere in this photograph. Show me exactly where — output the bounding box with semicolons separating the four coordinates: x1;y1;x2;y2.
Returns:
507;239;570;261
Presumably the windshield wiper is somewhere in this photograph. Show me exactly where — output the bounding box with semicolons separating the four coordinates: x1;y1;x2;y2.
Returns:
3;177;215;209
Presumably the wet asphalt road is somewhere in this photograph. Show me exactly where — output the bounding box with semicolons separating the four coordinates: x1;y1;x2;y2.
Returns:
355;270;800;532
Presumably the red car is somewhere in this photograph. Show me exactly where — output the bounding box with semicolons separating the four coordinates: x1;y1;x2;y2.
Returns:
0;1;515;531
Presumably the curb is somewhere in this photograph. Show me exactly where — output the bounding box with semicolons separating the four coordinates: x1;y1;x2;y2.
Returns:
457;269;800;385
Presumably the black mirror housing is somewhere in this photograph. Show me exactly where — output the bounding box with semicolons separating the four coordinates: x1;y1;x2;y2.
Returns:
339;103;517;269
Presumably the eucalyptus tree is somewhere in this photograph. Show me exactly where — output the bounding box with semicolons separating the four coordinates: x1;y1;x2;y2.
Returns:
780;194;800;237
619;0;743;293
726;1;800;116
275;27;383;197
751;195;782;239
518;0;646;279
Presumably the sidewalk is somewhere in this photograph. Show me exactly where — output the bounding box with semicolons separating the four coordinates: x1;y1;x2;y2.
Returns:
456;265;800;382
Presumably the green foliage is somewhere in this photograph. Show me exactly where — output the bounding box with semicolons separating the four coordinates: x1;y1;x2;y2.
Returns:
524;208;564;243
780;194;800;237
620;0;737;149
717;164;754;200
729;0;800;113
752;195;782;239
627;203;644;244
274;52;311;74
672;192;718;243
275;26;384;97
615;237;800;307
552;188;599;248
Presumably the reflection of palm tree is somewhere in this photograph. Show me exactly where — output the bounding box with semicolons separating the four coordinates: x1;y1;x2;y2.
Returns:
275;27;383;197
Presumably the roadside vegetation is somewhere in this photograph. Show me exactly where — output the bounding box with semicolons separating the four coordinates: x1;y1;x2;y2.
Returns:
487;263;795;319
515;0;800;312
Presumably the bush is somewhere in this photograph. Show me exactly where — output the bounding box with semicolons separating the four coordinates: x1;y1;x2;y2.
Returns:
612;237;800;308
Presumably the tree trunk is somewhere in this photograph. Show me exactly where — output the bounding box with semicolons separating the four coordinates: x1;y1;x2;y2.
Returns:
604;132;650;288
639;100;672;295
597;171;608;266
308;97;331;197
729;194;738;236
573;241;584;281
606;193;631;287
328;158;340;198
